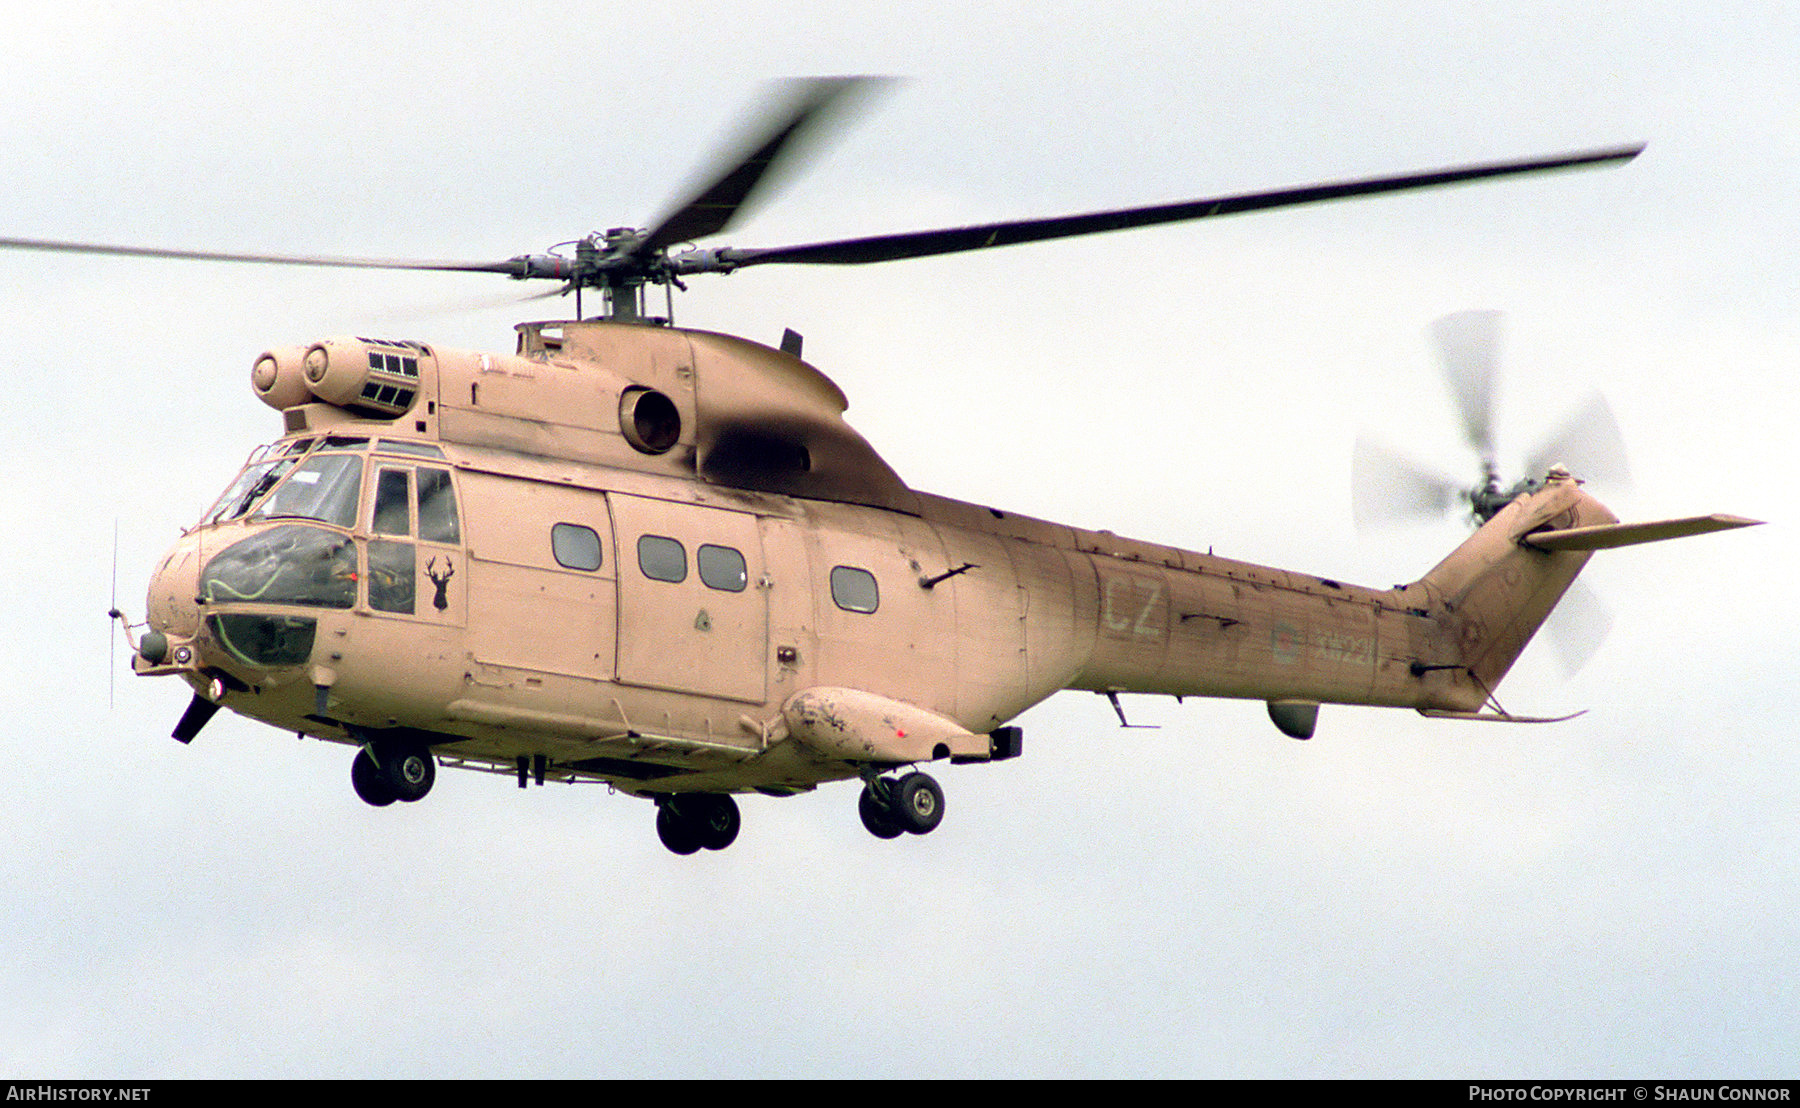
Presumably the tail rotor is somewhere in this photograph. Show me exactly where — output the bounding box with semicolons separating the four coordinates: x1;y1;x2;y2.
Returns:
1353;311;1631;528
1353;311;1633;673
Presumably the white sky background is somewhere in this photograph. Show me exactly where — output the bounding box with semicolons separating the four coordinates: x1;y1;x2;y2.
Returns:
1;0;1795;1078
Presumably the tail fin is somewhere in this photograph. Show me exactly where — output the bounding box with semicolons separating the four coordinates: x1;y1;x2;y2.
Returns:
1414;471;1610;708
1413;471;1761;713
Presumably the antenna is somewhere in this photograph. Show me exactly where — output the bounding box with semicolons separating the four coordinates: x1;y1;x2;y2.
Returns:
108;519;119;710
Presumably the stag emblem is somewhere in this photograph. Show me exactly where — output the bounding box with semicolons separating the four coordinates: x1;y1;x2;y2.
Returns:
425;556;455;612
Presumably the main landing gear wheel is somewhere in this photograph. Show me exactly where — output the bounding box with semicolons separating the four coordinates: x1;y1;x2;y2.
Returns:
350;742;436;807
858;784;903;839
859;771;945;838
655;794;741;855
890;771;945;834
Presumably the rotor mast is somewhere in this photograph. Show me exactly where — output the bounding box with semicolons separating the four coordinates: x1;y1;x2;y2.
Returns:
591;231;648;322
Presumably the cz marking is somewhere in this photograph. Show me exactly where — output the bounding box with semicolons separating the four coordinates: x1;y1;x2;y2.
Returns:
1102;576;1164;640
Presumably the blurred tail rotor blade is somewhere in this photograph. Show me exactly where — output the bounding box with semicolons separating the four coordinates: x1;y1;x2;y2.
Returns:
1431;310;1504;461
1544;577;1612;676
1352;436;1462;529
1526;392;1632;490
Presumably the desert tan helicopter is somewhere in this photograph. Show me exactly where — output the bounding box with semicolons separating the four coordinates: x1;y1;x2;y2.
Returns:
20;79;1755;854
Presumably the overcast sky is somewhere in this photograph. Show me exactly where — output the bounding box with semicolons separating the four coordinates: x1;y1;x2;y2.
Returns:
1;1;1795;1078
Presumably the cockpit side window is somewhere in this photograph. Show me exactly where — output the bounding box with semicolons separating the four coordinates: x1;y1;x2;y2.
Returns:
372;468;412;536
416;468;460;544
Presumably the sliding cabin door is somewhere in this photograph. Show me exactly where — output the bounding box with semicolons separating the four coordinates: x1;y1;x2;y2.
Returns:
610;493;769;704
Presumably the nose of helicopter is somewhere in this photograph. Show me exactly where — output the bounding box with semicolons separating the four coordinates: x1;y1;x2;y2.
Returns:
135;532;205;670
136;520;358;680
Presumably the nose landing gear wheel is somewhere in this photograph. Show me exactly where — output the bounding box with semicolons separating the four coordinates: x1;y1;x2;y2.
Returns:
656;805;703;855
351;748;396;807
655;794;742;854
384;746;436;802
350;741;436;807
689;793;741;851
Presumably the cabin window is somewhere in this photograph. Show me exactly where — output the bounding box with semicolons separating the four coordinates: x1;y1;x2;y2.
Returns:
638;535;687;583
416;468;460;543
697;544;748;592
830;565;879;613
552;523;603;572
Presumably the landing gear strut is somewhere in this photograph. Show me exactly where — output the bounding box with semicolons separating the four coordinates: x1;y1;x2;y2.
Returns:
858;771;944;839
654;793;741;855
350;740;436;807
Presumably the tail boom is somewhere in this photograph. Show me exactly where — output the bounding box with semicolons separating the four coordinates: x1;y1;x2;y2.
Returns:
1063;473;1612;714
1040;470;1756;728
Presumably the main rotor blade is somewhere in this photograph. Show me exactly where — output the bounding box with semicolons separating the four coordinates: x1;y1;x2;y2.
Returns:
0;236;534;276
1431;310;1504;461
637;76;891;258
703;145;1643;270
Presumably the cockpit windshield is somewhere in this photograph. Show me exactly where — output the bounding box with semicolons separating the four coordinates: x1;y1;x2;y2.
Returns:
198;435;450;530
200;455;301;527
250;453;362;528
199;440;363;529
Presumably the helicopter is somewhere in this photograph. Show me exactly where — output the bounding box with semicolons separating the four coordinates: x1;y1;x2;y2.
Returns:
19;78;1755;855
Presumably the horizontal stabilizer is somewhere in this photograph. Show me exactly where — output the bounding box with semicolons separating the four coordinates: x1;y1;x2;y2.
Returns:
1522;513;1762;552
